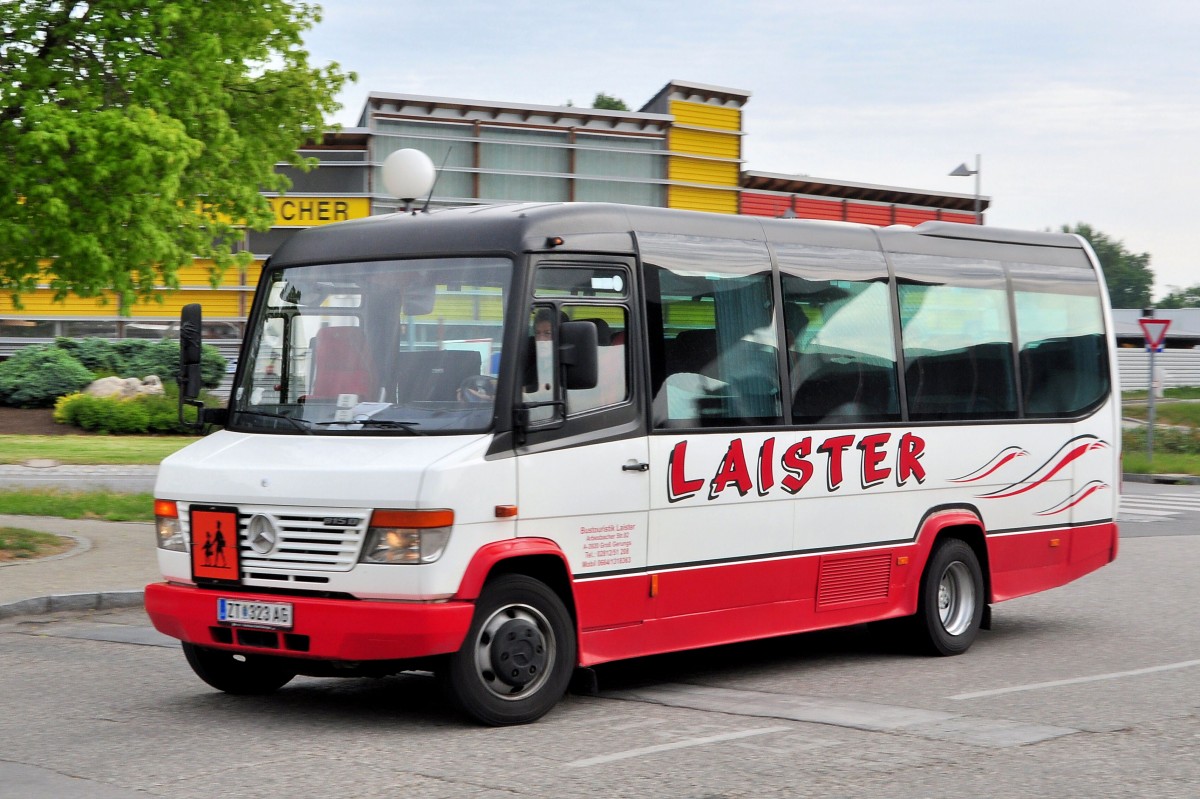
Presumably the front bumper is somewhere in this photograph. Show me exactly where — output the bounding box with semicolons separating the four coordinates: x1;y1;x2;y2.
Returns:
145;582;474;661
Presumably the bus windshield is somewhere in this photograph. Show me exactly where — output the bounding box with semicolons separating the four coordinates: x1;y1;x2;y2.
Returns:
229;256;512;435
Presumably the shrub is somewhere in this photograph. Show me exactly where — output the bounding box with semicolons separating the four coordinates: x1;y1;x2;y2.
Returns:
0;347;95;408
53;337;226;390
53;385;203;434
54;337;122;375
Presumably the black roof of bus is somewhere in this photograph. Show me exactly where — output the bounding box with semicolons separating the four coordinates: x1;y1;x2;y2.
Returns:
267;202;1090;269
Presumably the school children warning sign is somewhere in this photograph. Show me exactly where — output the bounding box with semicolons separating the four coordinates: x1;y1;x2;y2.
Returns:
190;507;240;581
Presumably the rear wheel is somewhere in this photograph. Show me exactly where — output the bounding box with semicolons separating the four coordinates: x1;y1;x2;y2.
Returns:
443;574;576;726
182;642;296;695
915;538;984;656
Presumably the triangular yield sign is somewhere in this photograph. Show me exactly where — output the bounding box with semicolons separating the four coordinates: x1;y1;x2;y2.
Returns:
1138;318;1171;351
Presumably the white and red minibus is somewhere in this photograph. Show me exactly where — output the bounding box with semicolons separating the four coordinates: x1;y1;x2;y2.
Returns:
146;203;1120;725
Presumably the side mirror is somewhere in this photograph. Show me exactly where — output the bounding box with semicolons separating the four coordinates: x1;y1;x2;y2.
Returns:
179;303;204;401
559;320;598;390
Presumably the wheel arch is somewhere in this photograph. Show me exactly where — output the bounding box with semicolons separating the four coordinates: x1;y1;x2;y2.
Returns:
454;538;578;621
914;505;992;603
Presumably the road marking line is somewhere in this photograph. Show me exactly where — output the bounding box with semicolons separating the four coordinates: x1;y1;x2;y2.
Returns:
567;726;791;767
1117;508;1178;517
949;659;1200;700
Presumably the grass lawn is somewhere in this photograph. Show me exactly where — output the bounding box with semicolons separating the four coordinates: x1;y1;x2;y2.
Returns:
0;526;73;562
0;435;194;465
0;489;154;522
1121;402;1200;427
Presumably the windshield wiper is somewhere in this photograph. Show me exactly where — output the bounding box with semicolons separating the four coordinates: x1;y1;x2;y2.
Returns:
313;419;425;435
232;409;313;434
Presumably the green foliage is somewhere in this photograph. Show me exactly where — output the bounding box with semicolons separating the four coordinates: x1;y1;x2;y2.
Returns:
51;337;225;388
1155;284;1200;309
592;92;629;111
52;337;122;374
0;1;354;303
1061;223;1153;309
0;346;94;407
1123;425;1200;454
54;389;192;434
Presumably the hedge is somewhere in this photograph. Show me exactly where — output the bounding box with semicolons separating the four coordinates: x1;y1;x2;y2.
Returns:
0;338;226;409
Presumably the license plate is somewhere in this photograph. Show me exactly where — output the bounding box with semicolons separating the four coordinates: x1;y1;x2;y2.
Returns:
217;598;293;629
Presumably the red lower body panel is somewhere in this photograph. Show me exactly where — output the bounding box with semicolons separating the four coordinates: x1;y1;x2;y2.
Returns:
987;521;1118;603
145;583;474;661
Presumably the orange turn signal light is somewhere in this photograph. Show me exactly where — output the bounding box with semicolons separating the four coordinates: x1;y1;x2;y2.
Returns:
495;505;518;518
154;499;178;518
370;509;454;529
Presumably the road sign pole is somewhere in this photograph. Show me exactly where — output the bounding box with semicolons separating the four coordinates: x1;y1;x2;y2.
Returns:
1138;316;1170;464
1147;347;1156;462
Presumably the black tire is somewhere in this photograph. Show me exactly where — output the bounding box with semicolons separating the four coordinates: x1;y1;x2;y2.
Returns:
442;574;576;726
182;642;296;695
914;538;985;656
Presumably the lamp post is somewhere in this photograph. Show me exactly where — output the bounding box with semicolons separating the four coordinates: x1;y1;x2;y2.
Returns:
949;154;982;224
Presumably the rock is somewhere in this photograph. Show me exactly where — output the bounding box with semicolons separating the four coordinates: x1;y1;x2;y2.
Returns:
84;375;166;399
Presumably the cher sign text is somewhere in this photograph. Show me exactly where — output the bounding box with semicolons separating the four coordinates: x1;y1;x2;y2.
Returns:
271;196;370;227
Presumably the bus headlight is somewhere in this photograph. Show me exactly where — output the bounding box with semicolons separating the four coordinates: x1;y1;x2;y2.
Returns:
361;509;454;564
154;499;187;552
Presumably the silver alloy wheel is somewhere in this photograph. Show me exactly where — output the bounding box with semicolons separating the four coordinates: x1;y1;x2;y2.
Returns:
471;602;556;701
938;561;976;637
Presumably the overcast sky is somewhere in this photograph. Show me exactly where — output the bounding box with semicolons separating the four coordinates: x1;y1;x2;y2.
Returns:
302;0;1199;299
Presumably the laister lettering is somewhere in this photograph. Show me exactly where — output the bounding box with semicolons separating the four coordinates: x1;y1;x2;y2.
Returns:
667;441;705;503
780;437;813;494
756;438;776;497
709;438;753;500
664;431;929;502
897;432;927;485
817;434;856;492
858;433;892;488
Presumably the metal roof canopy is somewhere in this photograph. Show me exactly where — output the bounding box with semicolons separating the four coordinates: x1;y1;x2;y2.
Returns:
742;170;990;213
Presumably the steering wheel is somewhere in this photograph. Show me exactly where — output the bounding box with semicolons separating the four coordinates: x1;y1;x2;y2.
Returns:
458;374;497;402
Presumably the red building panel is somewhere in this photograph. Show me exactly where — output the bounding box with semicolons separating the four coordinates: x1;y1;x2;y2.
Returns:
739;192;980;227
893;208;940;226
740;193;791;217
794;197;844;221
844;203;893;226
939;211;979;224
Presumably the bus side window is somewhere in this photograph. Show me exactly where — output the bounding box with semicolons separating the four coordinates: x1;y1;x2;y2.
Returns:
894;255;1017;421
775;242;899;426
1011;263;1109;418
646;265;782;428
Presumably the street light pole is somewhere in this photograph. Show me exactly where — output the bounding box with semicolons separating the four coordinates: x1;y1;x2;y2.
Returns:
949;154;982;224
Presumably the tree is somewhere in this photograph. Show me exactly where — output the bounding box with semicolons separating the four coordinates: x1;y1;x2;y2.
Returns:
0;1;353;307
592;92;629;111
1155;284;1200;309
1061;223;1153;309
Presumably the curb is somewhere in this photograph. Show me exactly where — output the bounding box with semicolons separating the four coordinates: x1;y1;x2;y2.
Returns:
0;590;144;621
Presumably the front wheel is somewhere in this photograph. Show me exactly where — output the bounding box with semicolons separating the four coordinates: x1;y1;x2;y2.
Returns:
915;538;985;656
442;574;576;726
182;642;296;695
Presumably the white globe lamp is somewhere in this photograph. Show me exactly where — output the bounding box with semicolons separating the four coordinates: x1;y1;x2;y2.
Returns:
382;149;437;211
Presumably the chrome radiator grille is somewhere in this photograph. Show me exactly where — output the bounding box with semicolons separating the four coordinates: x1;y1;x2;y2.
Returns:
182;504;368;575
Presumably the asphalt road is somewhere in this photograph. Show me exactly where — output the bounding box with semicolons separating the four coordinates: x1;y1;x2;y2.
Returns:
0;482;1197;798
